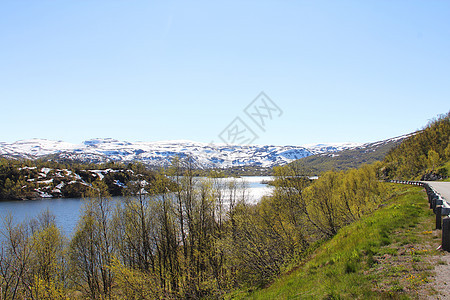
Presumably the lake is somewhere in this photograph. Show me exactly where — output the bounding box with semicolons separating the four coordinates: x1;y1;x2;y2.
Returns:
0;176;273;236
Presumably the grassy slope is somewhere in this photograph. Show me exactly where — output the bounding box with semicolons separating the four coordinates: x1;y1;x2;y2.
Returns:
230;184;443;299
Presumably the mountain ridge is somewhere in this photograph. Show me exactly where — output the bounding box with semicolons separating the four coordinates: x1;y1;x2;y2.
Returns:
0;135;411;169
0;138;363;168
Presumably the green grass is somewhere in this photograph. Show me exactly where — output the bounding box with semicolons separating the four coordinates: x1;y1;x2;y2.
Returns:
228;185;438;299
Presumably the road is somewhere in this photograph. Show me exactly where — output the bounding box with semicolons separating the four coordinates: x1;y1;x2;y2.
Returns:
423;181;450;202
422;181;450;299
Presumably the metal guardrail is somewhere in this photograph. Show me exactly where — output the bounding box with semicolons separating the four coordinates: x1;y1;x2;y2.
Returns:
387;179;450;251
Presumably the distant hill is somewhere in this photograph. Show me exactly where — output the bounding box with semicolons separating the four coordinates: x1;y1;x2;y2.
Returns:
290;133;414;174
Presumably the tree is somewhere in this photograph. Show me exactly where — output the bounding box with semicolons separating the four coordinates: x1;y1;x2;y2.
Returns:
0;214;33;299
69;182;113;299
112;180;157;274
108;257;160;299
0;209;68;299
445;143;450;160
28;209;67;299
427;149;441;172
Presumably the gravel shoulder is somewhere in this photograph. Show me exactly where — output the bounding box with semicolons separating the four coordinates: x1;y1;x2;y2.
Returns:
427;255;450;299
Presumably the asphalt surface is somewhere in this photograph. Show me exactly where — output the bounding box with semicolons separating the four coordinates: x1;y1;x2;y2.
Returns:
423;181;450;202
423;181;450;300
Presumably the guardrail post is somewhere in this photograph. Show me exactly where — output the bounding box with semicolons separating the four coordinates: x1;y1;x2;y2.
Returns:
442;217;450;251
436;205;442;230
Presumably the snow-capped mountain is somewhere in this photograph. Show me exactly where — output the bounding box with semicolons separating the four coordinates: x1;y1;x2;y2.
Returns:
0;138;362;168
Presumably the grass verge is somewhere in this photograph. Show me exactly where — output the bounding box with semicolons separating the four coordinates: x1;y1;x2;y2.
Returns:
228;184;442;299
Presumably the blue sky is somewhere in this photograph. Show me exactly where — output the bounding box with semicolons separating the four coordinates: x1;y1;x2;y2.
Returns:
1;1;449;145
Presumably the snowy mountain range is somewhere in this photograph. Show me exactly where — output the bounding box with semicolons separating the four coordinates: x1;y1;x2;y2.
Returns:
0;138;363;168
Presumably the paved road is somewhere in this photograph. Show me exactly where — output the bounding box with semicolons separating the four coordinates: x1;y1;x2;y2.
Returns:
423;181;450;202
423;181;450;300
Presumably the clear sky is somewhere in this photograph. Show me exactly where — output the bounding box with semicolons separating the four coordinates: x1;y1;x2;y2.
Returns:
1;1;449;146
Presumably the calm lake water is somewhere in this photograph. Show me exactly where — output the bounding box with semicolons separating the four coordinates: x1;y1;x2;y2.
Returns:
0;176;273;236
